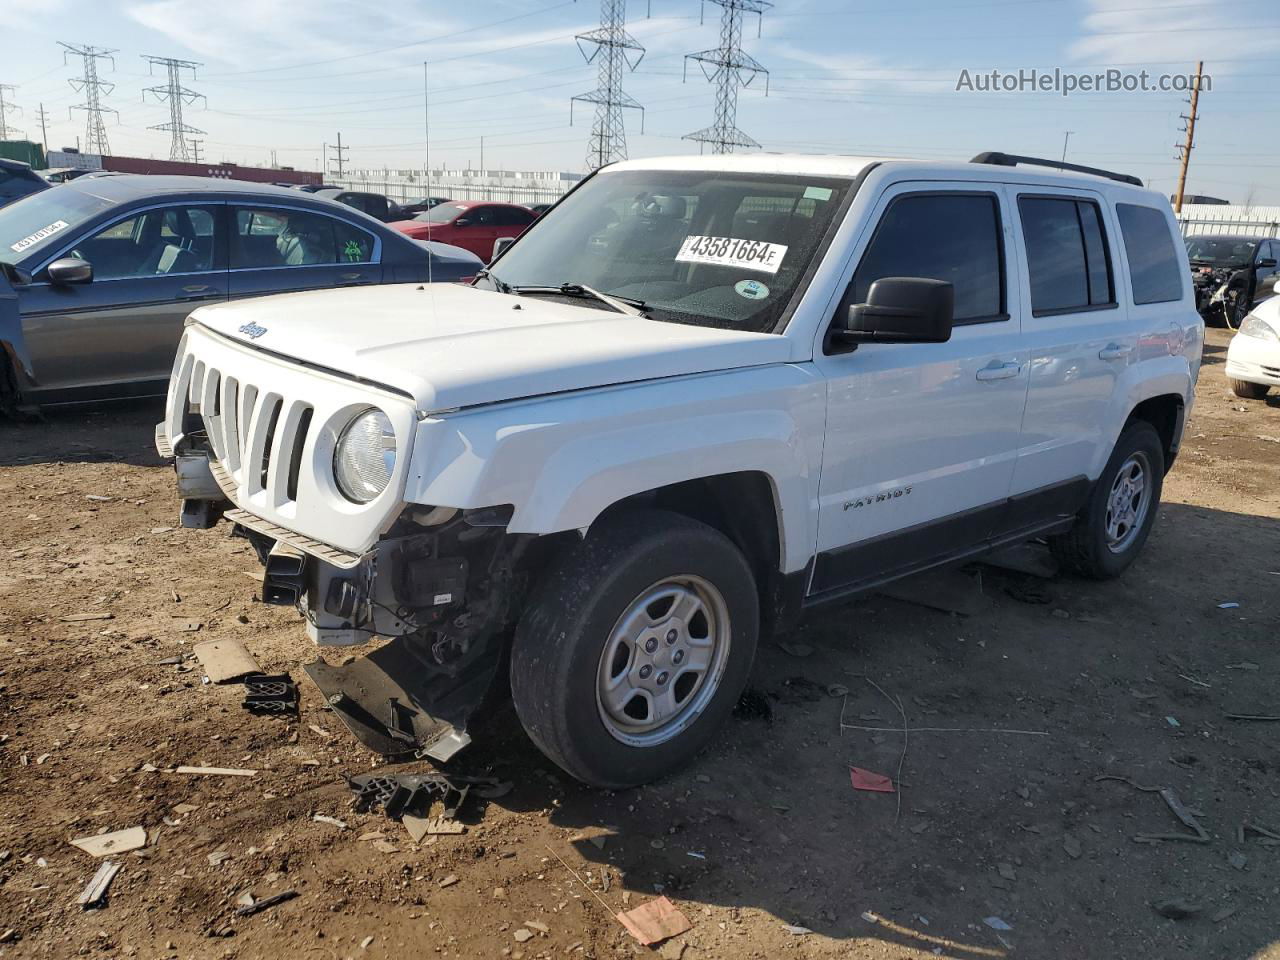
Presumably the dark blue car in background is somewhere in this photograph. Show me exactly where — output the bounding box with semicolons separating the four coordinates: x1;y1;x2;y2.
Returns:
0;175;481;411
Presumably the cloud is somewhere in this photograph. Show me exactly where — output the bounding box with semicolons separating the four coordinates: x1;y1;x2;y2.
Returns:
1068;0;1280;67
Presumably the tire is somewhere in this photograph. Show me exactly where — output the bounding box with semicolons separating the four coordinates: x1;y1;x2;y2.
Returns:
1050;420;1165;580
1230;378;1271;400
510;508;759;788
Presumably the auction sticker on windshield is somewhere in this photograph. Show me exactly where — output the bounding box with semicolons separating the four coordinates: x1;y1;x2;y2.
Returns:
676;235;788;274
10;220;71;254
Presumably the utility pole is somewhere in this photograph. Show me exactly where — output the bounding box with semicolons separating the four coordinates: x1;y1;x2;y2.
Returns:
480;135;484;173
684;0;772;154
571;0;646;170
37;103;50;151
1061;130;1073;163
142;55;205;162
189;139;203;163
0;84;22;141
331;132;347;178
59;42;118;155
1173;60;1204;215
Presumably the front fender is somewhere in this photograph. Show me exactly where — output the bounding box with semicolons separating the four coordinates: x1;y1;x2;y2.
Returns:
407;365;826;574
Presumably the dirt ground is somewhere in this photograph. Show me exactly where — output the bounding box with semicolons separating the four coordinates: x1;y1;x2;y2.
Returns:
1;326;1278;960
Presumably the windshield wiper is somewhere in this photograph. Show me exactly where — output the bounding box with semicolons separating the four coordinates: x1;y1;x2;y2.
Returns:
510;282;648;317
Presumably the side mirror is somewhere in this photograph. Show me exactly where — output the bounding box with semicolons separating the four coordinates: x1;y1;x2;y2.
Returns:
47;257;94;286
1256;258;1277;269
491;236;515;262
454;218;472;228
840;277;954;345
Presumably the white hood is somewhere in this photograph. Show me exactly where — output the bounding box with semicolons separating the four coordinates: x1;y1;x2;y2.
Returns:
190;283;793;411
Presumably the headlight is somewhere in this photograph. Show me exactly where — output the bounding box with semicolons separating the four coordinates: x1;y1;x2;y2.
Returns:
1239;314;1280;342
333;408;396;503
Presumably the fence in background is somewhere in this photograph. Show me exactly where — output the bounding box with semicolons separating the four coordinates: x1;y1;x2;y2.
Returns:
330;176;575;208
1177;204;1280;238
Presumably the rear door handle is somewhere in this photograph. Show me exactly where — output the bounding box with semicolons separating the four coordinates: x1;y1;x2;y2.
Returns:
178;284;220;301
975;360;1023;382
1098;343;1133;361
337;272;372;286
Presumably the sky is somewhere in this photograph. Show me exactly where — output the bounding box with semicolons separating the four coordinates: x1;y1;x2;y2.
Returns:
2;0;1279;203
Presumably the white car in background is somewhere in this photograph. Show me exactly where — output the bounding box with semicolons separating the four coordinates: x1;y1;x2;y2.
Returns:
1225;296;1280;399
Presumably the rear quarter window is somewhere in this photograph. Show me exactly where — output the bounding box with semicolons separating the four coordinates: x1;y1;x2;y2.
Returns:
1116;203;1185;305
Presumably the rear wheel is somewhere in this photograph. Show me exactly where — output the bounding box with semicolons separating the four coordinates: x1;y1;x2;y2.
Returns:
510;509;759;788
1230;378;1271;400
1050;421;1165;580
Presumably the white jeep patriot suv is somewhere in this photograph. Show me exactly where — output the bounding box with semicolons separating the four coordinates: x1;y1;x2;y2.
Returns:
156;151;1202;788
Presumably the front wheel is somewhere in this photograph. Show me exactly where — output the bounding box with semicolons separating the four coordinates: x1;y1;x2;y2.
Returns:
1230;378;1271;400
1050;421;1165;580
510;509;759;788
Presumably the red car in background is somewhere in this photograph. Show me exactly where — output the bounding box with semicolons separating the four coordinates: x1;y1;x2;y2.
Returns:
388;201;537;260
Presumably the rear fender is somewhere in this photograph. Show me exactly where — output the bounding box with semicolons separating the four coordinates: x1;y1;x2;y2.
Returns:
1092;353;1193;477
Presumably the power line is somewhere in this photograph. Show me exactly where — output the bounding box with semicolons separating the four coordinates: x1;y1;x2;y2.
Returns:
59;42;118;155
142;55;206;161
0;84;22;141
684;0;771;154
572;0;646;169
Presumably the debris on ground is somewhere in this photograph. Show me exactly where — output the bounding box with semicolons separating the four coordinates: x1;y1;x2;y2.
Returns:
240;673;298;716
60;612;115;623
207;851;231;866
983;916;1012;931
616;896;692;946
312;814;348;830
403;815;465;841
75;860;121;909
193;638;262;683
349;773;470;821
849;767;895;793
776;639;814;657
1224;712;1280;722
1095;776;1209;843
1212;906;1238;923
732;688;773;722
235;890;298;917
1217;602;1240;609
1228;851;1248;871
174;766;257;777
70;826;146;858
438;874;459;888
783;924;813;935
513;928;533;942
1153;898;1201;920
1063;835;1083;859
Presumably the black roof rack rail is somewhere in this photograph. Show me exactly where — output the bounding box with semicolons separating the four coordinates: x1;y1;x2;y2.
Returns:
970;151;1143;188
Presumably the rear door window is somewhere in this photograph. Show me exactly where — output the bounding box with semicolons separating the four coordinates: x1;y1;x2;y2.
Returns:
852;192;1006;323
232;207;374;268
1018;196;1116;315
1115;203;1185;305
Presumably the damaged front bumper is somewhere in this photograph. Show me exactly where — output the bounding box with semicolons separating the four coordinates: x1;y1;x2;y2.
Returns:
157;424;525;763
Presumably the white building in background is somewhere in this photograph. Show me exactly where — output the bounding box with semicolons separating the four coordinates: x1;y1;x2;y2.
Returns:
333;167;586;206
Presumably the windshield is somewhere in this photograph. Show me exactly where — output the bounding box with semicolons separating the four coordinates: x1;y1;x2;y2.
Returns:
416;202;468;224
0;186;114;266
482;169;852;333
1184;236;1259;267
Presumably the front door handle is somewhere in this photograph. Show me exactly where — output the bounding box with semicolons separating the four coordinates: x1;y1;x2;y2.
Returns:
1098;343;1133;361
975;360;1023;382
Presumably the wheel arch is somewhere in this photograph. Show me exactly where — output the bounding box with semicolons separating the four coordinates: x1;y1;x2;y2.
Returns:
1125;392;1185;473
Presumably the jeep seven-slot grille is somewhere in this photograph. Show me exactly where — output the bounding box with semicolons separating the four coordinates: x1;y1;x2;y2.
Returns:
186;361;314;509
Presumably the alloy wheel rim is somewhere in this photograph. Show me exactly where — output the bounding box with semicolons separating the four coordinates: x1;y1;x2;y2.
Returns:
1104;452;1150;553
595;575;731;748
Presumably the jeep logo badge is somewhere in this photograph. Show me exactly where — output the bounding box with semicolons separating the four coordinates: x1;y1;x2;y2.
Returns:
238;322;268;340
